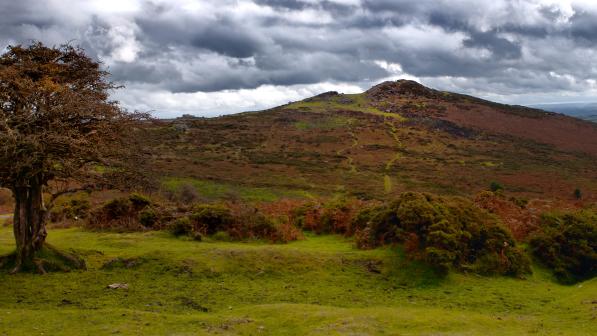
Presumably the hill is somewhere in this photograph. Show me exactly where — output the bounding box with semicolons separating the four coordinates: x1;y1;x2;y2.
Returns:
144;80;597;203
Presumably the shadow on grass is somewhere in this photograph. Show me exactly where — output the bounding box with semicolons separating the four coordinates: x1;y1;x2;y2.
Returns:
0;244;86;274
383;247;446;288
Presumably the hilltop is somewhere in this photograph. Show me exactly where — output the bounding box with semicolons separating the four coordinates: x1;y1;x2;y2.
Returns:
144;80;597;203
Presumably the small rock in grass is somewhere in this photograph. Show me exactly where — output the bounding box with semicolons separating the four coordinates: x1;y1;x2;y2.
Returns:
107;283;129;290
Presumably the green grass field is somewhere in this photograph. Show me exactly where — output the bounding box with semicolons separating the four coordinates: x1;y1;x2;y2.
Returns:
0;227;595;335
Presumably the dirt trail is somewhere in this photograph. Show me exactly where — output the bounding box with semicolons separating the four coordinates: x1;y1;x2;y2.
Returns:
383;118;405;193
336;120;359;173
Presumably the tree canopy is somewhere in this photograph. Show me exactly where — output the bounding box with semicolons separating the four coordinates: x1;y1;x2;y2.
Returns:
0;42;146;272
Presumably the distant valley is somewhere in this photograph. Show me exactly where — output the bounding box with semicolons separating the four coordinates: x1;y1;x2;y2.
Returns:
530;102;597;123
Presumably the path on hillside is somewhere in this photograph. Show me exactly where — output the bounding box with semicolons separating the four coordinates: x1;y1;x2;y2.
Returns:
336;120;359;173
383;118;405;193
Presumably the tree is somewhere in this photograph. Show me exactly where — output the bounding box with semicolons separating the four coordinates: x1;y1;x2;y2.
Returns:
0;42;146;273
574;188;582;200
489;181;504;193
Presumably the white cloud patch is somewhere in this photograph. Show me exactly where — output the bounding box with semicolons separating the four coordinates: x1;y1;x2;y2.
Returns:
114;82;364;118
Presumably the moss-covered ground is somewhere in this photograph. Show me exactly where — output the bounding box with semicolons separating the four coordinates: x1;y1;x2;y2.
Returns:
0;227;595;335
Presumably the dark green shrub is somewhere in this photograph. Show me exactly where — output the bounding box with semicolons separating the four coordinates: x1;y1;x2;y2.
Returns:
351;192;531;277
129;193;152;209
490;181;504;192
351;203;401;248
245;213;277;238
530;210;597;284
102;198;132;219
574;188;582;200
168;217;193;237
424;219;467;273
190;204;234;235
49;193;91;222
225;206;281;241
212;231;232;241
171;203;301;243
88;194;163;231
470;245;531;276
139;208;158;228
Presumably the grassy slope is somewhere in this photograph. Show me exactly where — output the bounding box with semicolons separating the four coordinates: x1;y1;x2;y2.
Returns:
0;227;595;335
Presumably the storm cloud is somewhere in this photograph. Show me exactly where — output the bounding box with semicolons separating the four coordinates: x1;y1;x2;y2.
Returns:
1;0;597;117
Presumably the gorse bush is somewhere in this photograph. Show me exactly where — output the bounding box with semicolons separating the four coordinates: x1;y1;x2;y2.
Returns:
102;198;132;220
139;208;159;228
49;193;91;223
190;204;234;235
168;217;193;237
352;192;531;277
530;210;597;284
350;203;400;248
129;193;152;209
88;193;161;231
170;202;302;243
230;203;302;243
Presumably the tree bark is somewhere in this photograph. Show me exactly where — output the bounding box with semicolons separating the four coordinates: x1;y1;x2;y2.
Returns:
11;176;47;273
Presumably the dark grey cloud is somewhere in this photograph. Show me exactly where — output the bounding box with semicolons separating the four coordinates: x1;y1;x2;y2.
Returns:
1;0;596;117
463;31;522;60
253;0;310;11
190;23;264;58
567;10;597;45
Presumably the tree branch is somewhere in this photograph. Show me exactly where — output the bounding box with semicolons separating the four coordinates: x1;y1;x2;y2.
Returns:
45;184;99;211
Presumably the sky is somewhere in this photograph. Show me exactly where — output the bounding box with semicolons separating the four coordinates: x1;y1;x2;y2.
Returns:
2;0;597;118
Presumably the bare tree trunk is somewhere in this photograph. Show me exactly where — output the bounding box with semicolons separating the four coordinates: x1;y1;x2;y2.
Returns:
11;176;47;273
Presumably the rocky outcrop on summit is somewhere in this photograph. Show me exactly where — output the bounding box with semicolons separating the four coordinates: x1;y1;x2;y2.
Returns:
305;91;340;102
366;80;441;100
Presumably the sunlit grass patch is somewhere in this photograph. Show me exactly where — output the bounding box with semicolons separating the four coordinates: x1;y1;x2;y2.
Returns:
294;116;354;130
285;93;407;121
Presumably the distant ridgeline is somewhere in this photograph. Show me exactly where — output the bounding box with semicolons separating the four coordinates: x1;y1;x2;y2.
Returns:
530;102;597;123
